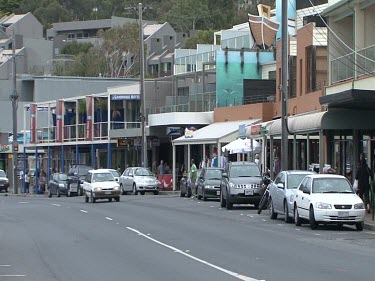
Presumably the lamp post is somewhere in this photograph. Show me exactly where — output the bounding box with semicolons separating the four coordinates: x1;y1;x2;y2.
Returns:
10;29;19;194
139;2;147;168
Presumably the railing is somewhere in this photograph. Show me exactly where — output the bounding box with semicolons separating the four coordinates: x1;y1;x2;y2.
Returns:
221;34;251;50
93;122;108;140
175;51;217;75
217;95;275;107
331;44;375;83
63;125;76;142
110;122;141;130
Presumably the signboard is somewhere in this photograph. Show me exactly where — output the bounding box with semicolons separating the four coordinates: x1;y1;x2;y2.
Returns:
184;127;196;138
55;100;63;142
26;107;49;112
239;124;246;139
13;141;18;152
0;144;10;153
86;95;93;141
117;138;132;147
111;94;140;101
166;127;181;136
30;104;37;143
250;124;261;136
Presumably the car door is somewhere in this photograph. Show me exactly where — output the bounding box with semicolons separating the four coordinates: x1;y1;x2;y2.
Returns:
50;174;57;194
299;177;312;218
269;173;281;211
83;173;91;193
119;169;128;189
197;168;205;196
295;177;308;218
274;173;286;212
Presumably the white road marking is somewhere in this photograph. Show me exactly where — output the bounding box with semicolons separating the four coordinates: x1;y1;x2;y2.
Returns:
80;210;88;213
210;206;214;208
185;250;190;253
314;233;320;236
116;223;119;225
126;227;264;281
197;202;200;204
105;217;113;221
0;275;26;277
277;224;283;226
295;228;301;231
262;219;267;222
240;214;244;216
18;202;29;204
0;265;11;267
51;204;61;207
364;231;375;235
218;208;222;210
247;215;254;218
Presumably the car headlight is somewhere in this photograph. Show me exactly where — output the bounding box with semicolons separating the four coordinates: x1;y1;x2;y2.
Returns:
94;187;101;192
289;195;294;203
229;182;235;188
113;186;120;190
58;183;65;188
354;203;365;209
205;185;213;189
5;179;9;182
315;202;332;209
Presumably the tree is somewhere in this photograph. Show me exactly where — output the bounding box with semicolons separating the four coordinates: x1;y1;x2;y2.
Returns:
183;30;215;49
0;0;22;14
61;41;93;56
32;1;71;29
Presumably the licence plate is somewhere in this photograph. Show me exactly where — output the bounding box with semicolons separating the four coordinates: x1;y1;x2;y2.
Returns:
245;189;254;196
216;191;220;196
105;191;112;195
147;186;154;189
338;211;349;217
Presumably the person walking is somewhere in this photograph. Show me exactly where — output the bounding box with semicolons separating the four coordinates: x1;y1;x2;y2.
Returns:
24;169;30;194
355;153;373;213
158;160;164;189
190;159;198;197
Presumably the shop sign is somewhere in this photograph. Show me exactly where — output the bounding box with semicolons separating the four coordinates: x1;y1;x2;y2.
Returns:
111;94;140;101
117;138;132;147
184;127;195;138
250;124;261;135
166;127;181;136
0;144;10;153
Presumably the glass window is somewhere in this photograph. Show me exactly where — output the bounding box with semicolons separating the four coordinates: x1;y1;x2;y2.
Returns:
205;169;223;180
287;174;310;189
92;173;115;182
110;170;120;177
78;166;92;176
58;174;68;181
274;174;282;184
312;178;353;193
230;165;260;178
299;177;308;191
135;168;153;176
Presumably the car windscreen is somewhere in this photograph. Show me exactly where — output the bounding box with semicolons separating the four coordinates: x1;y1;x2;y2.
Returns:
78;166;92;176
287;174;310;189
135;168;153;176
110;170;120;177
0;170;6;177
312;178;354;193
205;169;223;180
58;174;68;181
92;173;115;182
230;165;260;178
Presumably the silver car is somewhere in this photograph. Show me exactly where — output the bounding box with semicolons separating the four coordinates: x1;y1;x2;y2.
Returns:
119;167;160;195
268;170;315;222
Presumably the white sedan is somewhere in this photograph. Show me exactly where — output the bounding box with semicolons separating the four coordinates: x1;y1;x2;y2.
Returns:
294;174;365;231
83;169;121;203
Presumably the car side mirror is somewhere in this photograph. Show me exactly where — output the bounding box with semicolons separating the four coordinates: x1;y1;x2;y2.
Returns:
277;183;284;189
303;188;310;194
129;173;133;177
222;172;228;178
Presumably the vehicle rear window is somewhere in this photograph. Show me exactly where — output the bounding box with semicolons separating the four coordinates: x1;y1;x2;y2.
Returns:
230;165;260;178
206;169;223;180
312;178;353;193
58;174;68;181
287;174;310;189
92;173;115;182
78;166;92;176
110;170;120;177
135;168;153;176
0;170;6;177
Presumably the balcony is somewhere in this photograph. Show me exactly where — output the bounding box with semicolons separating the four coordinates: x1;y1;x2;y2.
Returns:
331;44;375;83
221;35;251;50
174;51;216;75
217;95;275;107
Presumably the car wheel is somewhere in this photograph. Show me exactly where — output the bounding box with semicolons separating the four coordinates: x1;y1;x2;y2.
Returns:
356;222;364;231
180;188;185;197
57;188;61;197
48;188;52;198
203;190;207;201
220;189;226;207
309;206;318;230
120;184;125;195
269;198;277;219
197;191;202;200
115;196;120;202
109;198;112;202
85;193;89;203
187;188;192;198
153;191;159;195
133;184;138;195
294;205;302;226
284;201;292;223
226;190;233;210
91;192;95;203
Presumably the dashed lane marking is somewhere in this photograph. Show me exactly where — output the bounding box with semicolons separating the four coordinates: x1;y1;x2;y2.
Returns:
105;217;113;221
18;202;29;204
126;226;264;281
0;265;11;267
0;275;26;277
51;204;61;207
80;210;88;213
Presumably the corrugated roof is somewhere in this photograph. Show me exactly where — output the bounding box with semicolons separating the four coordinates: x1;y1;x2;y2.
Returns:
144;24;163;37
1;14;26;25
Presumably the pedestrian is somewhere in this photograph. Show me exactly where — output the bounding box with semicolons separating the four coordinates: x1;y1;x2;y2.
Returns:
255;154;260;167
355;153;373;213
39;170;46;194
190;159;198;197
24;169;30;194
273;156;280;178
158;160;164;188
220;154;227;169
211;154;218;167
152;161;157;175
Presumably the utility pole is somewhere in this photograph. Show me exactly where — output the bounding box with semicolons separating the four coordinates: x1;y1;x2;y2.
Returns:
10;29;19;194
281;0;289;171
139;2;147;168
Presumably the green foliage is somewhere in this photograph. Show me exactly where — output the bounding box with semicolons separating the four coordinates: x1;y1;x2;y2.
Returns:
0;0;22;14
61;42;93;56
183;30;215;49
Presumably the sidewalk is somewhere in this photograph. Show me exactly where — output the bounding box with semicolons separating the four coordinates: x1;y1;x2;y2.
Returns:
364;212;375;231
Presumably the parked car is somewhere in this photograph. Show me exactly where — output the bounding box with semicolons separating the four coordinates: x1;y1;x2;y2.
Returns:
220;162;267;210
268;170;315;222
0;169;9;192
119;167;159;195
180;169;202;197
67;164;93;196
107;169;120;182
48;173;69;197
83;169;121;203
196;168;224;201
294;174;366;231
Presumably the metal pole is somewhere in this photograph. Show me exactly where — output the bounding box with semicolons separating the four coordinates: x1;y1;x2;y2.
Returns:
281;0;289;171
139;2;147;168
11;29;18;194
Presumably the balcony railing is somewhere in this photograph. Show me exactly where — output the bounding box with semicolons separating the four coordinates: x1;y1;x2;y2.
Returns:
331;44;375;83
175;51;216;75
221;35;251;50
110;122;141;130
217;95;275;107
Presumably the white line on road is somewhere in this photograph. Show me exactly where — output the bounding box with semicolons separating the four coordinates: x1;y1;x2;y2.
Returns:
105;217;113;221
51;204;61;207
126;227;264;281
240;214;244;216
80;210;88;213
18;202;29;204
364;231;375;235
262;219;267;222
277;224;283;226
247;215;254;218
0;275;26;277
0;265;11;267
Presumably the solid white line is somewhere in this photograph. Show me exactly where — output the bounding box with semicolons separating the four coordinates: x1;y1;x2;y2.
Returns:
51;204;61;207
0;265;11;267
126;227;263;281
364;231;375;235
105;217;113;221
262;219;267;222
80;210;88;213
18;202;29;204
0;275;26;277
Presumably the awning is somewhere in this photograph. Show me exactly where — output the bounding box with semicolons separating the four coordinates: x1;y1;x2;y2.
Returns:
246;120;274;138
222;138;261;154
172;120;259;146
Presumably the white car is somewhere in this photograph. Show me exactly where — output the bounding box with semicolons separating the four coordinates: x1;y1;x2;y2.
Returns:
119;167;160;195
83;169;121;203
294;174;365;231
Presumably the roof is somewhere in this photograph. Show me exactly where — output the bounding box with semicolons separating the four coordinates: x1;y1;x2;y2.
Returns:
306;174;347;179
284;170;316;175
229;161;257;166
144;24;164;37
0;14;27;26
90;169;113;174
173;120;259;146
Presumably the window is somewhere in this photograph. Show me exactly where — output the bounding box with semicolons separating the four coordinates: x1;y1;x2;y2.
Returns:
170;36;173;40
306;46;317;93
77;33;83;39
288;56;297;98
156;38;160;42
299;59;303;95
269;71;276;80
67;33;75;39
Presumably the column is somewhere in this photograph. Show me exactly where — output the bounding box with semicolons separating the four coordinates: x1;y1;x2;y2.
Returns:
61;145;65;173
270;137;274;179
353;129;360;180
202;144;206;165
107;142;111;168
293;134;297;170
76;144;79;164
319;130;324;174
306;134;310;171
172;144;176;191
23;147;26;193
35;147;39;194
91;143;95;168
47;146;51;187
187;144;191;172
217;142;221;168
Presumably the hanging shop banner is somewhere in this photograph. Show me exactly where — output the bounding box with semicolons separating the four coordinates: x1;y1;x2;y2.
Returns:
30;103;37;144
55;100;63;142
86;95;93;141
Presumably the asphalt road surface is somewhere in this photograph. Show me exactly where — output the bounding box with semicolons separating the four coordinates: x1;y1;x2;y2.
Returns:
1;193;375;281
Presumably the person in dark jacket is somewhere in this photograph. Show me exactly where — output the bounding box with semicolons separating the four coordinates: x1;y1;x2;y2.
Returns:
355;153;373;213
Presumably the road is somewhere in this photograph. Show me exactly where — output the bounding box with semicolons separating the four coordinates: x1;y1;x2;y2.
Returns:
0;193;374;281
